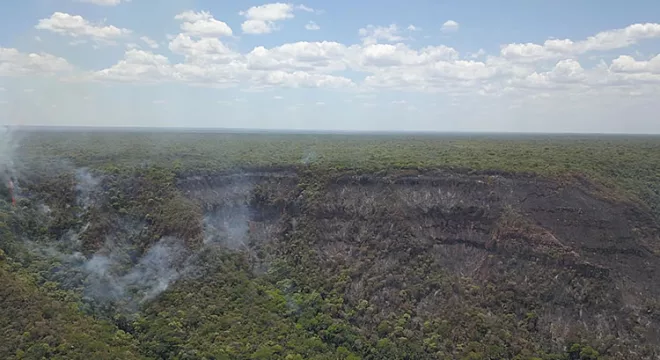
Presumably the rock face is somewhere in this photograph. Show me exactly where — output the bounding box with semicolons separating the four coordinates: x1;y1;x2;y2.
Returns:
176;168;660;358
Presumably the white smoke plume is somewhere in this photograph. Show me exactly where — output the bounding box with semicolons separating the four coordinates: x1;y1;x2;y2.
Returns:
203;207;250;250
302;150;318;165
75;167;101;210
0;125;18;182
83;236;190;310
13;166;265;315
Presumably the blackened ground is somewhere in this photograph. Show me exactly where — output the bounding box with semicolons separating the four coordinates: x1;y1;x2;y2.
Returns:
175;167;660;358
7;165;659;359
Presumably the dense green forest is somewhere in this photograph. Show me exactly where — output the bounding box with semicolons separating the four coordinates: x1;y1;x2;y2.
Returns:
1;131;660;359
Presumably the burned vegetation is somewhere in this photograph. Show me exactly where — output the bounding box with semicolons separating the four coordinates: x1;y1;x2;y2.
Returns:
1;132;660;359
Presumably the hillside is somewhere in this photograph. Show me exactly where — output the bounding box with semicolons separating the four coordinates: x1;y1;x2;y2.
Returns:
1;131;660;359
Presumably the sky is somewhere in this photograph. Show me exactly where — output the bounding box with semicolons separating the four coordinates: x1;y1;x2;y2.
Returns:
0;0;660;133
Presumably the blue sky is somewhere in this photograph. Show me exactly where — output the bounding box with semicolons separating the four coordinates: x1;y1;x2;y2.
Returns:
1;0;660;133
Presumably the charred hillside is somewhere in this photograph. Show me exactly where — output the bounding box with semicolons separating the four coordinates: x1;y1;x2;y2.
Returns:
2;163;659;359
176;168;660;359
2;133;660;359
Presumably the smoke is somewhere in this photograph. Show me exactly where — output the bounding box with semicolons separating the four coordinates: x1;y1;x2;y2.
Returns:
82;236;190;311
10;169;194;314
25;225;197;315
302;150;317;165
0;125;18;182
203;206;250;250
189;175;256;251
75;167;101;210
12;166;270;315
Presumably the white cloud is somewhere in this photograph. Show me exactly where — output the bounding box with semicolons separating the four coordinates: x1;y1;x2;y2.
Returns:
168;34;240;65
152;99;165;104
297;4;315;13
510;59;588;90
273;95;283;99
89;42;355;89
610;54;660;74
407;25;421;32
89;49;173;82
50;18;660;105
359;24;407;45
241;3;295;21
76;0;129;5
241;20;274;35
501;23;660;62
315;101;325;105
305;21;320;31
35;12;131;43
246;41;350;72
441;20;459;33
357;43;459;69
174;10;233;37
140;36;159;49
240;3;297;34
0;47;74;76
578;23;660;52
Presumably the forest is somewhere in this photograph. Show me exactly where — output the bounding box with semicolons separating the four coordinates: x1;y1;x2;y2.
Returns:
1;130;660;359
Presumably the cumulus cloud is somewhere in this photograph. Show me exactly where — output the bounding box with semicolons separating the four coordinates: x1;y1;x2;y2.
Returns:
23;15;660;104
35;12;131;43
86;41;355;89
246;41;350;72
441;20;459;33
240;3;293;34
174;10;233;37
610;54;660;74
0;47;74;76
90;49;172;82
510;59;588;90
240;3;311;34
359;24;408;45
168;34;240;65
501;23;660;62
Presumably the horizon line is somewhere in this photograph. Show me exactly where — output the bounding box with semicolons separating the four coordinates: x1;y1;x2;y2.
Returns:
2;124;659;137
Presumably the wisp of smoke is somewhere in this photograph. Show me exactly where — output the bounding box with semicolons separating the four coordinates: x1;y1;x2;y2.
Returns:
83;236;189;311
17;167;266;315
74;167;101;210
302;150;317;165
203;207;250;250
0;125;18;181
